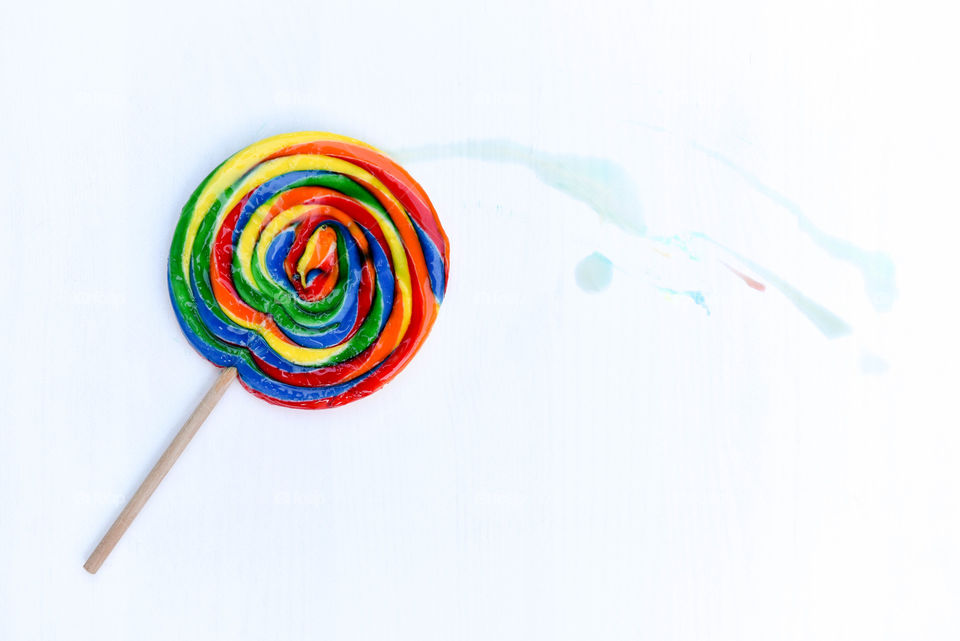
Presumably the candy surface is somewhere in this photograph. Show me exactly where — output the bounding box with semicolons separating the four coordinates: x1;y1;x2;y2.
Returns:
169;132;449;408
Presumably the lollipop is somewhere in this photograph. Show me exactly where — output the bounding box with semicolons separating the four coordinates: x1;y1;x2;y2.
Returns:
85;132;449;572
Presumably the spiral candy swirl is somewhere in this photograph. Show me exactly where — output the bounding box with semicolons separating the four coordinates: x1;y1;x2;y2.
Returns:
168;132;449;408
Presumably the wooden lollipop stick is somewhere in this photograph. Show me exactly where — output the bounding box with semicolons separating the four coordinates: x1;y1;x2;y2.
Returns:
84;366;238;574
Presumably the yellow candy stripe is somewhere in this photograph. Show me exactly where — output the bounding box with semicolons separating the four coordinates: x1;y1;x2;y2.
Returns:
169;130;449;409
206;159;412;367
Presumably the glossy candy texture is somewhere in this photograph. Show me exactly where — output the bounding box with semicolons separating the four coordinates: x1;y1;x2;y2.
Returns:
169;132;449;408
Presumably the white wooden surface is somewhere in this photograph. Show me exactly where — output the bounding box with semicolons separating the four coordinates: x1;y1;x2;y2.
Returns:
1;1;958;639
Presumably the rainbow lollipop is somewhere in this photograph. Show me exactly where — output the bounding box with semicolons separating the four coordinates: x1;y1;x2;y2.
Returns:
85;132;449;572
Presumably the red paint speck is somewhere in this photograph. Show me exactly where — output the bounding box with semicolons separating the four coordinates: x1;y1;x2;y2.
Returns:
723;262;766;292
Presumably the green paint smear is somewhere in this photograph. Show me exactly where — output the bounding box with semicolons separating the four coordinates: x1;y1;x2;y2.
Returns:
575;252;614;292
397;140;646;235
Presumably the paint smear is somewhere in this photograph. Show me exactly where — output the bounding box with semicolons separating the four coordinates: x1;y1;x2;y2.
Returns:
689;141;897;312
723;262;767;292
396;140;864;338
575;252;614;293
693;233;852;338
396;140;647;235
657;287;711;314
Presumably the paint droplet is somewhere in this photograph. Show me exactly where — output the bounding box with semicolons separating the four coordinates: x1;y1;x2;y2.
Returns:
575;252;613;293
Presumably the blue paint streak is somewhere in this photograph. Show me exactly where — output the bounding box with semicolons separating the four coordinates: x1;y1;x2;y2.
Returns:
657;287;711;315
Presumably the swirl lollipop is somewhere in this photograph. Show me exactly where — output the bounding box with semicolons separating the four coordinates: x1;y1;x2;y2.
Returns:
85;132;449;572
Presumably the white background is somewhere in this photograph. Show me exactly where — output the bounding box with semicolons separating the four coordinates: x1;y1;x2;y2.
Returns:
1;1;958;639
